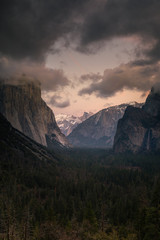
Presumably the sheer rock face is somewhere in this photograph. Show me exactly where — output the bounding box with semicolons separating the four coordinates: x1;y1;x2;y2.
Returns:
114;88;160;153
143;86;160;117
0;112;56;162
0;79;70;149
67;102;143;148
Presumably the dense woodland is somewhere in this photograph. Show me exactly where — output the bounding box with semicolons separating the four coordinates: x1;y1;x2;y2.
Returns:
0;146;160;240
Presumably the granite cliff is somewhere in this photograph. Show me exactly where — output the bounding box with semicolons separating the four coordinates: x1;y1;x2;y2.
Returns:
0;78;70;149
114;86;160;153
0;112;56;162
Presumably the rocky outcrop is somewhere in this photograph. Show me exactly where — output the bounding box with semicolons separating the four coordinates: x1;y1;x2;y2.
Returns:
143;86;160;117
114;87;160;153
0;112;57;162
0;78;70;149
67;102;143;148
56;112;93;136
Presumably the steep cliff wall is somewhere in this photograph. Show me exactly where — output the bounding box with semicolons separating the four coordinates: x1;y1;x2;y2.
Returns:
0;78;70;149
114;87;160;153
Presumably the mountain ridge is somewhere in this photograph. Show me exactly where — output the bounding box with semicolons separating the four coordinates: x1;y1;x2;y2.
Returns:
67;102;143;148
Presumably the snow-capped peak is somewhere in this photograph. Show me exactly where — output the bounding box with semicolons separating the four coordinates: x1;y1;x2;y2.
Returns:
55;112;93;136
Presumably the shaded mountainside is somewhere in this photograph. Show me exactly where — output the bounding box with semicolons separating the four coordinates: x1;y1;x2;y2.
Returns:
0;78;70;149
56;112;93;136
67;102;143;148
0;112;57;162
114;87;160;153
143;86;160;117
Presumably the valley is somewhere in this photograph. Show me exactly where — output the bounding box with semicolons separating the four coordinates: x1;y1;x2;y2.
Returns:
0;80;160;240
1;1;160;239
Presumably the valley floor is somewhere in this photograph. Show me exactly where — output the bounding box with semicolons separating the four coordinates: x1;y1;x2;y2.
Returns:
0;147;160;240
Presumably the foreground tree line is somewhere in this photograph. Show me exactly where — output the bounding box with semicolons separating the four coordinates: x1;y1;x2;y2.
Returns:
0;148;160;240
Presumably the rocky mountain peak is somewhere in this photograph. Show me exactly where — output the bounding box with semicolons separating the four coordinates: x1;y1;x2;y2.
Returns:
80;112;93;121
56;112;93;136
143;85;160;117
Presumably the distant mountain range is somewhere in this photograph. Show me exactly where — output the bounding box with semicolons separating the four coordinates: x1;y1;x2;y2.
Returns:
114;86;160;153
67;102;143;148
56;112;93;136
0;78;70;150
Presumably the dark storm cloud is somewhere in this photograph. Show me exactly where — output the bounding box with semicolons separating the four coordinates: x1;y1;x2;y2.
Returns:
49;95;70;108
78;63;160;98
1;0;160;63
0;57;70;91
1;0;160;98
80;0;160;63
0;0;91;60
80;73;102;82
76;0;160;98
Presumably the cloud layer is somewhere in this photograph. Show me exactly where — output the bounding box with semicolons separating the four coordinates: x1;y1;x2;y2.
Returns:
0;57;70;91
49;95;70;108
0;0;89;60
2;0;160;63
79;62;160;98
80;0;160;63
1;0;160;103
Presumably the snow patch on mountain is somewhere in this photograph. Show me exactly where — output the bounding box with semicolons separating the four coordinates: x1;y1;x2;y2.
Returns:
55;112;93;136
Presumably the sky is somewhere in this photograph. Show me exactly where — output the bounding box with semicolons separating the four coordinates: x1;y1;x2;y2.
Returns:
0;0;160;116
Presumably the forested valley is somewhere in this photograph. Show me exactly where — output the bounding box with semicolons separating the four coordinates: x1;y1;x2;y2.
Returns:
0;146;160;240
